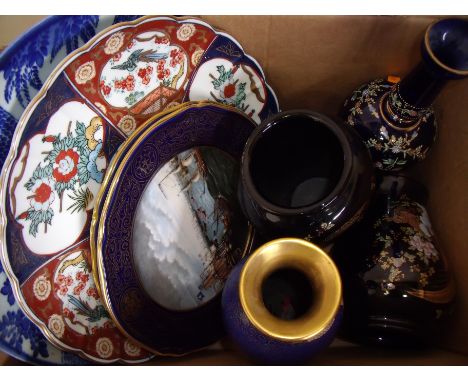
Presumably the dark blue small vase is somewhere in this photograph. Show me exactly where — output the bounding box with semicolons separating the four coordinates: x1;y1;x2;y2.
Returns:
222;238;342;365
342;18;468;172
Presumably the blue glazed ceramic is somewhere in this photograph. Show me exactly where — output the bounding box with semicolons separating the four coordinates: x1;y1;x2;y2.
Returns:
222;238;342;365
421;18;468;80
342;18;468;172
0;14;277;358
96;102;258;355
238;110;374;245
331;175;455;347
89;21;281;281
0;15;142;365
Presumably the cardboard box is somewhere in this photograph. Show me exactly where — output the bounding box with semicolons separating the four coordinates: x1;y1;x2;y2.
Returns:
0;15;467;365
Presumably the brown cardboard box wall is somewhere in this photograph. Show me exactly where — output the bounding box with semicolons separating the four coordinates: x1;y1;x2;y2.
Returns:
0;15;467;365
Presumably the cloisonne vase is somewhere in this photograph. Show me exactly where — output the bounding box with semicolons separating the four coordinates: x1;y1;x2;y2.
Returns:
222;238;342;364
331;175;455;347
342;18;468;171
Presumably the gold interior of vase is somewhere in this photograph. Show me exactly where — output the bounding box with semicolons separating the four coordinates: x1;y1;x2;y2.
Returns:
239;238;342;342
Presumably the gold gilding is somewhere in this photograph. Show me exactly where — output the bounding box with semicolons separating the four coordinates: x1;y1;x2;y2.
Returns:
239;238;342;342
94;100;257;355
378;92;421;132
89;100;195;295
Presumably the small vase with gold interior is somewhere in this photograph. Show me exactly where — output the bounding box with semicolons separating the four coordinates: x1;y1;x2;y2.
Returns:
221;238;342;364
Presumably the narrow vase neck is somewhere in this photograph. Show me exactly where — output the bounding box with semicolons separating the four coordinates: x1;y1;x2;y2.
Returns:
397;62;447;109
382;62;444;128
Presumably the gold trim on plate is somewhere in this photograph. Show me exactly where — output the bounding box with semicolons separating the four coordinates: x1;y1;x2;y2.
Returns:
0;15;173;364
89;101;193;296
0;15;272;363
95;101;257;356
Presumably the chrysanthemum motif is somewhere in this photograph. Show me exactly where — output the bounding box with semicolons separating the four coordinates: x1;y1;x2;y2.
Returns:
176;23;196;41
191;48;204;66
48;314;65;338
104;31;125;55
124;340;141;357
96;337;114;359
75;61;96;84
391;142;403;154
30;178;55;211
52;149;80;183
33;275;51;301
118;115;136;136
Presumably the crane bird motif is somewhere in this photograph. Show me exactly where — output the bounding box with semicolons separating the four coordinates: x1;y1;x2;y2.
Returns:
111;48;169;72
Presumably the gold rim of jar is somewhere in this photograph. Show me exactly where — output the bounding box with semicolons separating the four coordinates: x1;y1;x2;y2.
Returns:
239;238;342;342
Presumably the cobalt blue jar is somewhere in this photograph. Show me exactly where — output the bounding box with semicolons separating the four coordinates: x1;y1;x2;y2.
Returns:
222;238;342;365
238;110;374;245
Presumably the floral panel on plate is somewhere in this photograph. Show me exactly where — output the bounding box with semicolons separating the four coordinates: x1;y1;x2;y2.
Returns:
64;19;216;136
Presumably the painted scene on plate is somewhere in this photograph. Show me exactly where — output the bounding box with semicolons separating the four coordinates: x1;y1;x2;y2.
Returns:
132;146;247;311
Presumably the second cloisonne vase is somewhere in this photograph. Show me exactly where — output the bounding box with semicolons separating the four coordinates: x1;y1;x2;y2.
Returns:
332;175;455;347
342;18;468;171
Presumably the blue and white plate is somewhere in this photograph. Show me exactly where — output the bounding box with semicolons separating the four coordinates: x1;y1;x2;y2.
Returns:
0;15;141;365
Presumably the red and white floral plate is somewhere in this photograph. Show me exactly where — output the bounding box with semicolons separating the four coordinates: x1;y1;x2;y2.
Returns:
0;16;279;363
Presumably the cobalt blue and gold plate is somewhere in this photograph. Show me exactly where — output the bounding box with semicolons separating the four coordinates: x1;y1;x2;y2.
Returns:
96;102;257;355
0;16;278;362
89;101;191;295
